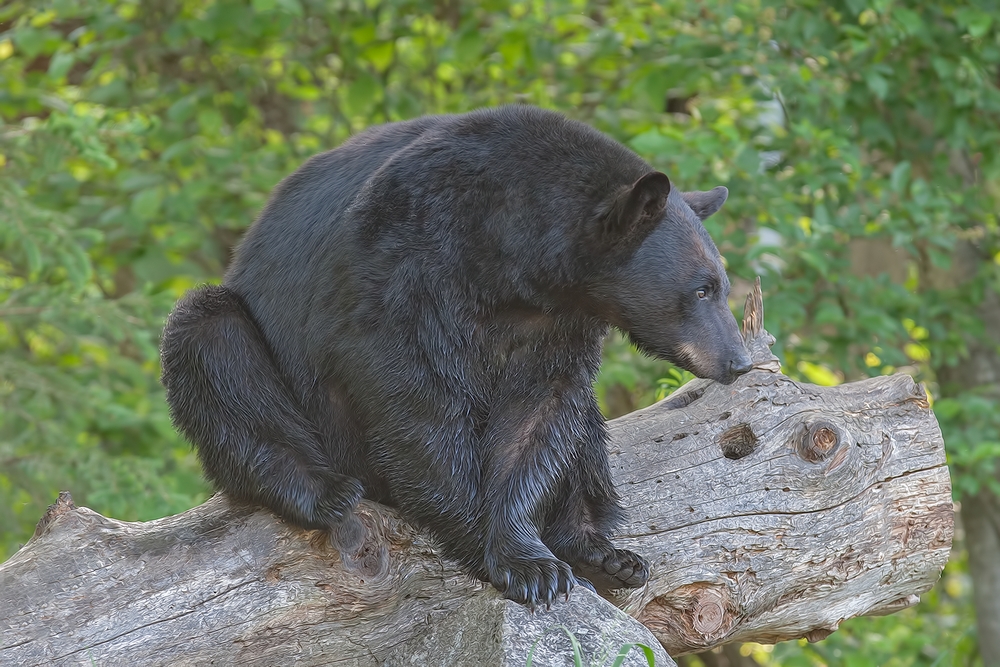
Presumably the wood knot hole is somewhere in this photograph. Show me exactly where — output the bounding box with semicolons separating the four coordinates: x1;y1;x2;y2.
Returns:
798;422;840;462
718;423;757;460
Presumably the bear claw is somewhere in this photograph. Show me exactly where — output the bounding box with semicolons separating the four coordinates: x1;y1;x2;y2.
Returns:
489;556;576;610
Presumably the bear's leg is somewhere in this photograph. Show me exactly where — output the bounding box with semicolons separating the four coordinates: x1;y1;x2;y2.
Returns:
541;401;650;592
542;479;650;593
479;389;582;609
160;285;365;552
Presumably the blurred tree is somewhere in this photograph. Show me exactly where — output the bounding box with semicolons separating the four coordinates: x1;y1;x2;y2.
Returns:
1;0;997;664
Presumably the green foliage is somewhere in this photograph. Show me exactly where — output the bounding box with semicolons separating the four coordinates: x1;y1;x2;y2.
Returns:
1;0;997;663
938;394;1000;499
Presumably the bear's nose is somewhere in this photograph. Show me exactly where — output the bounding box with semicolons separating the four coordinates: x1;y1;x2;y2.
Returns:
730;354;753;377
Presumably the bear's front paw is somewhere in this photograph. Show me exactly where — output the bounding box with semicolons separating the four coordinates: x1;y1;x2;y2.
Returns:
488;556;576;609
577;548;650;591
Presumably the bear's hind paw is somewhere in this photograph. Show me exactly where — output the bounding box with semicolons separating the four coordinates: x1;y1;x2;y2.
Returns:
575;547;649;592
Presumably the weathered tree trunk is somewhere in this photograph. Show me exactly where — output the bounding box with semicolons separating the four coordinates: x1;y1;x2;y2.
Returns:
0;282;953;666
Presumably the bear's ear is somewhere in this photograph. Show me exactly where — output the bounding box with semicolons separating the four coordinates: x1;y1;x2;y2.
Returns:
681;186;729;220
604;171;671;244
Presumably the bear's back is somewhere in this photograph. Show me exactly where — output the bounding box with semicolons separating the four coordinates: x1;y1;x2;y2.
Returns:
224;113;446;295
338;107;652;295
222;107;650;383
228;106;648;293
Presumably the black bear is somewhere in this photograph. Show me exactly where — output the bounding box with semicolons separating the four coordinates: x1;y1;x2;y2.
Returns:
160;105;751;608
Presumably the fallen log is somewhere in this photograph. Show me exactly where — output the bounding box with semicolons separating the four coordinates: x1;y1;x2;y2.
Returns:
0;280;953;665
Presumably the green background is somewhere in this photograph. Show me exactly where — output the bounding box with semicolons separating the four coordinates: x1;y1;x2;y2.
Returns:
2;1;997;664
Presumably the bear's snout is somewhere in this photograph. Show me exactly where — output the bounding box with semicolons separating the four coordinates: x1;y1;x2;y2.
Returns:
730;353;753;377
711;348;753;384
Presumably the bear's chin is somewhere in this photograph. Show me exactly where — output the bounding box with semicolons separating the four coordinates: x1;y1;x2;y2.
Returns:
709;370;740;385
678;359;742;386
630;339;733;385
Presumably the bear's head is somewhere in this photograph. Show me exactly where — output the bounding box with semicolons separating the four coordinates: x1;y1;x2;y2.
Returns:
587;172;752;385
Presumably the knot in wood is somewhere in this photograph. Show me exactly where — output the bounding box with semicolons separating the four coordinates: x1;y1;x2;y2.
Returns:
638;583;736;653
693;596;725;636
718;423;757;460
797;422;840;463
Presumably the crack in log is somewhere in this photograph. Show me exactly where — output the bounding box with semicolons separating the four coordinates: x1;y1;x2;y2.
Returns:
628;463;949;538
48;579;257;663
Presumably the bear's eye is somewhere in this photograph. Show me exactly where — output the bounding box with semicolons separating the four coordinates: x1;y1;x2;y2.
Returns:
696;287;709;300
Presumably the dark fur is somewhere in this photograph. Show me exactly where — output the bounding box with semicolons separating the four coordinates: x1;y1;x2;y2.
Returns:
160;106;750;608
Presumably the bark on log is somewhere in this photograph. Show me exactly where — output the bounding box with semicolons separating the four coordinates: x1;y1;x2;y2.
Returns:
0;280;953;665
